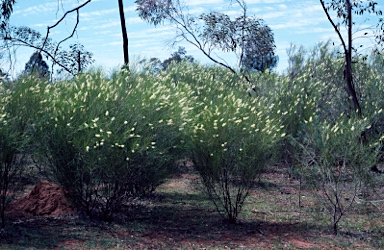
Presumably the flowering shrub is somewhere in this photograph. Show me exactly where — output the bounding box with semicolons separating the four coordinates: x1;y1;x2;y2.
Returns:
0;86;16;228
0;77;48;228
35;71;192;220
297;114;381;235
2;47;384;226
181;66;284;223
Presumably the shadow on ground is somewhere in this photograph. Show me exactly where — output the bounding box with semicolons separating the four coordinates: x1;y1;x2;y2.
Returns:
0;191;329;249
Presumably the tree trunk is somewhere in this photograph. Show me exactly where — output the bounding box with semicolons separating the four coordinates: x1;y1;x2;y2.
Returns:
333;221;338;235
77;50;81;74
1;178;7;229
118;0;129;66
345;0;362;116
1;193;5;228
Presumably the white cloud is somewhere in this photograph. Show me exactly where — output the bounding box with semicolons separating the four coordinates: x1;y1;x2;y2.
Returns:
128;29;175;40
13;0;87;17
259;11;286;19
11;0;382;74
13;2;58;16
278;4;288;9
222;10;242;17
83;16;143;30
270;18;321;30
102;41;122;47
187;0;225;6
295;27;333;34
187;7;206;15
245;0;292;4
80;8;118;19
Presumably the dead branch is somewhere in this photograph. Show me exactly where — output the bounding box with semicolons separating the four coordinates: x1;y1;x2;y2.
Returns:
319;0;347;53
9;38;74;75
40;0;92;64
166;3;253;85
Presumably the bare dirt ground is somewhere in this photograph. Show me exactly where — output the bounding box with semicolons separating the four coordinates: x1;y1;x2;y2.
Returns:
1;165;383;249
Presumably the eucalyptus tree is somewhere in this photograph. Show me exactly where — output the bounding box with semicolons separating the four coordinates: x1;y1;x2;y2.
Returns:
136;0;277;84
0;0;15;29
162;46;194;70
4;26;94;78
0;0;95;77
320;0;384;115
2;0;128;70
22;51;50;79
56;43;95;75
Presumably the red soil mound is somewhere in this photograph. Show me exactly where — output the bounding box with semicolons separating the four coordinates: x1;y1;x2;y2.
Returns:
6;181;75;217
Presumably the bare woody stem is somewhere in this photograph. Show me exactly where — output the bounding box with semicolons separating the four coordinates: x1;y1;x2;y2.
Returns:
40;0;92;72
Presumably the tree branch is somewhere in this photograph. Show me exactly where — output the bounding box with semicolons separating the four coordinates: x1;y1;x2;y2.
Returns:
40;0;92;61
167;2;253;84
320;0;347;54
9;38;74;75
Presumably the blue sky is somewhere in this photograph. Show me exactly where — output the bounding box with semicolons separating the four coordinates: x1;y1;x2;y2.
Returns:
8;0;383;75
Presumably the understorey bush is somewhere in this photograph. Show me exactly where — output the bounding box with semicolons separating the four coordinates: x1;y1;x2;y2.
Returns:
184;66;284;223
0;86;21;229
0;77;47;228
297;114;381;235
35;70;192;220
